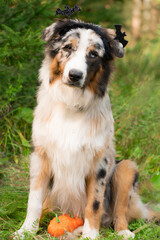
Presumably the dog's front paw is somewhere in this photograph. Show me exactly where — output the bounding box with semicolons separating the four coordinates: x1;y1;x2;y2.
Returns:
117;230;135;239
13;219;39;239
82;220;99;239
13;224;38;239
13;229;25;239
82;231;99;240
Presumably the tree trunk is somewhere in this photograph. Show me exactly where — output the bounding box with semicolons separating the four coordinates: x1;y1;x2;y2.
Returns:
132;0;143;40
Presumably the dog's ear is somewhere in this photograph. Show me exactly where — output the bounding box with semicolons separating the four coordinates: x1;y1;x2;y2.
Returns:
42;19;69;42
42;22;57;42
102;28;125;58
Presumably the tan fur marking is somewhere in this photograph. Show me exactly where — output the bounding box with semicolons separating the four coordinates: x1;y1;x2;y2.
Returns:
148;209;160;220
88;45;96;52
112;160;137;232
71;38;77;48
149;209;160;220
87;60;113;95
49;41;77;84
85;174;103;230
87;66;104;95
49;55;65;84
84;145;110;230
34;147;50;190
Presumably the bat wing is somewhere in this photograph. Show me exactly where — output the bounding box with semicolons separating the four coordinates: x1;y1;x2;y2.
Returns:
114;24;128;47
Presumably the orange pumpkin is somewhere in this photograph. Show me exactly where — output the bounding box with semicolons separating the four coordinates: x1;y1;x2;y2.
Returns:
48;214;83;237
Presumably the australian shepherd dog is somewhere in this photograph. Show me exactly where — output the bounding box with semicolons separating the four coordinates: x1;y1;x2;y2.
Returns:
15;19;158;239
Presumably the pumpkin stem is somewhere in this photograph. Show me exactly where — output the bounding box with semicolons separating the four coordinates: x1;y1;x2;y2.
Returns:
55;213;60;223
68;211;74;218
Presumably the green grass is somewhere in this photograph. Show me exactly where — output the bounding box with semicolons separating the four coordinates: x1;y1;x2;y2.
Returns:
0;0;160;239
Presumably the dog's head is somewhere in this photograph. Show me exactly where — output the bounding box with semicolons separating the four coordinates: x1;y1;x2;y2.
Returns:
40;19;125;103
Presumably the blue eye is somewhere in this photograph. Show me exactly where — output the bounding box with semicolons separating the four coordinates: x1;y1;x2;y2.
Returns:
89;51;98;58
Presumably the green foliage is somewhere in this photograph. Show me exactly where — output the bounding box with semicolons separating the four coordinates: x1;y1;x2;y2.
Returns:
0;0;60;158
0;0;160;239
77;0;129;28
110;36;160;203
151;173;160;189
111;36;160;177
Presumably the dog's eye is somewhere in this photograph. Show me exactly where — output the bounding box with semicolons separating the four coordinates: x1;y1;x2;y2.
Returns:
88;51;98;59
63;44;72;51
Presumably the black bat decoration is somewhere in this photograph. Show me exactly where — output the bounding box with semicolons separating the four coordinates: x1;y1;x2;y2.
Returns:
114;25;128;47
55;5;81;20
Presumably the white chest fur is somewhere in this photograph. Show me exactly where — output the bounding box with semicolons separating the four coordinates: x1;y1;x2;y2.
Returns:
32;89;114;215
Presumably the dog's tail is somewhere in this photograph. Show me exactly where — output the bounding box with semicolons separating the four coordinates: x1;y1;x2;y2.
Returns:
127;190;160;223
111;159;160;228
120;160;160;223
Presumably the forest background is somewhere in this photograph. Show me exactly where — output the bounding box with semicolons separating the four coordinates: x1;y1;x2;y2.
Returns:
0;0;160;239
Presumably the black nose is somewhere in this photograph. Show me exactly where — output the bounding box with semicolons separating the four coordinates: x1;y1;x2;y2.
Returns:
69;69;83;82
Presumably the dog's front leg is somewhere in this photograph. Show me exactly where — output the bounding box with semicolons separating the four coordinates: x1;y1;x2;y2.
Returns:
14;151;50;238
82;156;114;240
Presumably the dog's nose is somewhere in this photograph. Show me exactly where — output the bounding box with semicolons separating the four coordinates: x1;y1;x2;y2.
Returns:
69;69;83;82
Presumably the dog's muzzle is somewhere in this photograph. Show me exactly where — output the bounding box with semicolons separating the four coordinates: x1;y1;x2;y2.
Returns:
68;69;83;87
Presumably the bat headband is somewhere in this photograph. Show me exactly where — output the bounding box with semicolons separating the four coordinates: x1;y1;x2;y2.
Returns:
114;24;128;47
55;5;81;19
55;5;128;48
